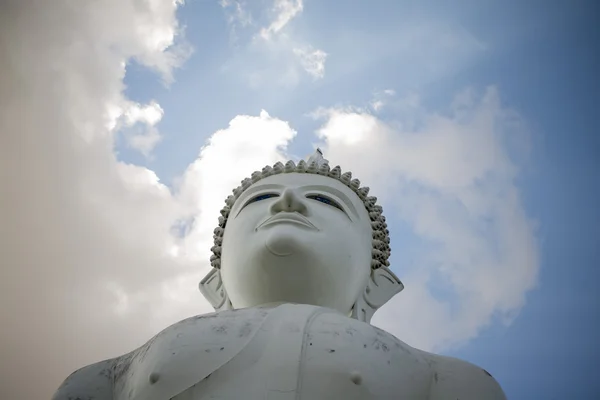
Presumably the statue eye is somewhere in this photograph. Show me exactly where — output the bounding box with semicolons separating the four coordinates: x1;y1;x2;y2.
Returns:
247;193;279;204
306;195;343;211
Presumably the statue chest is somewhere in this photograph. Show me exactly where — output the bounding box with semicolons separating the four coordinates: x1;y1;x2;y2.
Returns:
115;305;432;400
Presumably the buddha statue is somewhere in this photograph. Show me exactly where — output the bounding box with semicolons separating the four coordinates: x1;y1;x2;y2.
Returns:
52;149;506;400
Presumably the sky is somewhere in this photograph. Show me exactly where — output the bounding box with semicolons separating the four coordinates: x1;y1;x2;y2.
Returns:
0;0;598;399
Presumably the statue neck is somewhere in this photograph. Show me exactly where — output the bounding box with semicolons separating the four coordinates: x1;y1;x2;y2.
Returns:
256;302;289;309
252;302;351;317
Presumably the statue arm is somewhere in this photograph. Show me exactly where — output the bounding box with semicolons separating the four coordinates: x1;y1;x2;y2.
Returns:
427;355;507;400
51;358;115;400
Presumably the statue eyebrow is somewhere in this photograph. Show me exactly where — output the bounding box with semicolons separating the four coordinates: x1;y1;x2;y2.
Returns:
233;183;282;216
302;184;359;219
233;182;361;220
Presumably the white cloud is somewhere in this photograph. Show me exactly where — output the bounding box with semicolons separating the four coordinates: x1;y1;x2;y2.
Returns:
259;0;304;40
113;100;165;156
221;0;327;84
293;45;328;79
0;1;193;398
370;88;397;112
123;101;164;126
127;126;162;156
312;87;539;352
220;0;254;44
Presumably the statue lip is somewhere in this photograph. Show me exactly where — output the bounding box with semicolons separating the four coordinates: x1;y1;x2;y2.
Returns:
257;212;318;231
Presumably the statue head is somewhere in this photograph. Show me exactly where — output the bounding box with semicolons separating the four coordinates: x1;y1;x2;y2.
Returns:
200;149;403;323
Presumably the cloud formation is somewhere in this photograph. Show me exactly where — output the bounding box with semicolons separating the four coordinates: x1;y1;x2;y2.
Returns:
221;0;328;85
312;88;539;351
113;100;164;156
1;0;190;398
293;45;328;79
220;0;254;44
259;0;304;40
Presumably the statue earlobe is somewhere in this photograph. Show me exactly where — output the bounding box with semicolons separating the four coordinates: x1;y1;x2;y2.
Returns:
199;268;232;311
352;266;404;323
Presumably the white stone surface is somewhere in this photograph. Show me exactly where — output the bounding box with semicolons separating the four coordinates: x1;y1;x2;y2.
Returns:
52;305;505;400
52;151;506;399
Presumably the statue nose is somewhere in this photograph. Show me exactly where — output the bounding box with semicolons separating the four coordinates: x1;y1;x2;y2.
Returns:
270;188;308;214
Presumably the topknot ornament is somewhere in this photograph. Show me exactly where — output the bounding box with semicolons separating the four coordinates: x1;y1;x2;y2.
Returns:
284;160;296;173
296;160;307;172
273;162;284;173
251;171;262;183
329;165;342;179
317;163;331;175
261;165;273;177
341;171;352;184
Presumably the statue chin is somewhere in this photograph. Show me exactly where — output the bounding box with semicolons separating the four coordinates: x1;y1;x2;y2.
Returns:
264;226;308;257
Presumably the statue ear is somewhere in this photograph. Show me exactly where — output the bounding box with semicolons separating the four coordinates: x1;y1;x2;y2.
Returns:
199;268;232;311
352;266;404;323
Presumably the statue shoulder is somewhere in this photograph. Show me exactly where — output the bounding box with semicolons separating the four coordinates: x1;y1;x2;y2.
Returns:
156;307;271;338
52;358;116;400
423;352;507;400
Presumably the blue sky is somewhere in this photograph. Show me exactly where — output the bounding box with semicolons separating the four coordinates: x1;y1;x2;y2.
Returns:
121;1;599;398
1;0;598;399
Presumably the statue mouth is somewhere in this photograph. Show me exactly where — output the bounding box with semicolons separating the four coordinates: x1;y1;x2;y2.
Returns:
256;212;318;231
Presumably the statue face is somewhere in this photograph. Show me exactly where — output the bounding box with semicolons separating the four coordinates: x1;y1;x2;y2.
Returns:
220;173;373;314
